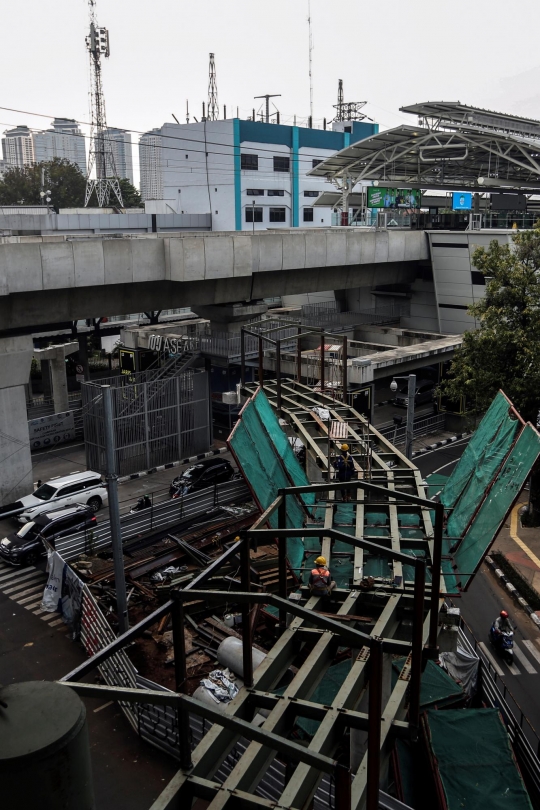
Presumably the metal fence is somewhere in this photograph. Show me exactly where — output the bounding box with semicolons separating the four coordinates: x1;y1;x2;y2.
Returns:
296;299;406;329
81;369;211;477
376;414;446;446
54;478;251;561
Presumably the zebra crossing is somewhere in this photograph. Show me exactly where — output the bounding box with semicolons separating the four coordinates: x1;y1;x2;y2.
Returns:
477;639;540;677
0;560;66;628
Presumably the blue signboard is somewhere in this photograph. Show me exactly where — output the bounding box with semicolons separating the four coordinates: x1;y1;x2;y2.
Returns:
452;192;472;211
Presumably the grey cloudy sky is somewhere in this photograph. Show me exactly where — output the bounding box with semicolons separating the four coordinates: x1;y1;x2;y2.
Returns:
2;0;540;181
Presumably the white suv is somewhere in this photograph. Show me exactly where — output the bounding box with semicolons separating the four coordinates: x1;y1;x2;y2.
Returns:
17;471;108;524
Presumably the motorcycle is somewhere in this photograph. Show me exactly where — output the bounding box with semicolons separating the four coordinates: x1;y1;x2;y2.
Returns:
129;495;152;515
489;623;514;664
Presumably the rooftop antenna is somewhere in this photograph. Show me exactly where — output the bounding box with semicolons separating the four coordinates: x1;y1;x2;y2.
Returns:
308;0;314;122
186;100;190;124
208;53;219;121
84;0;123;207
254;94;281;124
333;78;367;123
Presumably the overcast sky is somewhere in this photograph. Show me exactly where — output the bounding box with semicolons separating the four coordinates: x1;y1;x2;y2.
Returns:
3;0;540;185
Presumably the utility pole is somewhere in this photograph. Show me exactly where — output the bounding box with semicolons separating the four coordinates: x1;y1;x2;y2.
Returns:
254;94;281;124
102;385;129;634
84;0;123;207
208;53;219;121
307;0;314;123
405;374;416;460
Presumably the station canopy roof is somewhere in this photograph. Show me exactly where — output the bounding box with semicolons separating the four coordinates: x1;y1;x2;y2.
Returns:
308;102;540;193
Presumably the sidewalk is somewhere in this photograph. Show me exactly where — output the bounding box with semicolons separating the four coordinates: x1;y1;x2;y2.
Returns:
491;500;540;611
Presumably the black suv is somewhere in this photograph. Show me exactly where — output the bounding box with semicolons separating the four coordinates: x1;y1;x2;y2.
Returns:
0;505;97;567
170;458;235;497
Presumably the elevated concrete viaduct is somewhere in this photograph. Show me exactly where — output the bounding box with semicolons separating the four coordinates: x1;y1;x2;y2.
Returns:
0;228;428;502
0;229;428;333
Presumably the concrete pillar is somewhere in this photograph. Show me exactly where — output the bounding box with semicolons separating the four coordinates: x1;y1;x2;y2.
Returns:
41;359;52;400
78;333;90;381
50;355;69;413
0;336;34;505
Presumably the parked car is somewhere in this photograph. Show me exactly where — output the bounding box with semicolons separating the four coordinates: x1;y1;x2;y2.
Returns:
16;471;108;524
169;458;235;497
393;379;436;408
0;505;97;567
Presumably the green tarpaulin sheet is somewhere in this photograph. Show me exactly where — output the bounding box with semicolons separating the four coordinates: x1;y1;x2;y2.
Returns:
424;708;533;810
455;424;540;589
393;658;464;709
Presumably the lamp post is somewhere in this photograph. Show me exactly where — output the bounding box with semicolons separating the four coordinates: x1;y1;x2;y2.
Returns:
390;374;416;460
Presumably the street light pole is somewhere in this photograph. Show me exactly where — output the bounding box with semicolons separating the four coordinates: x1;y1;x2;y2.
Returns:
405;374;416;460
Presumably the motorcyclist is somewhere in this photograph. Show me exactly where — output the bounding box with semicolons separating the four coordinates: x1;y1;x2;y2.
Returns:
135;494;152;510
309;556;336;597
493;610;513;636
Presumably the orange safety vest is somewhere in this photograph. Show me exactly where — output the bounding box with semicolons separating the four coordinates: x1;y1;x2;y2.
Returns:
310;567;331;591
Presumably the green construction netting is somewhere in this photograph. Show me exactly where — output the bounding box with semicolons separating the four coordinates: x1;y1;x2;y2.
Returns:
253;393;315;507
424;708;533;810
393;658;464;709
364;512;388;526
443;392;521;538
425;473;448;499
295;660;351;737
455;424;540;589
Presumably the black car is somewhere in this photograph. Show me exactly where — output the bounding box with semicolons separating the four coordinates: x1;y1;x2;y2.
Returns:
0;505;97;567
169;458;235;497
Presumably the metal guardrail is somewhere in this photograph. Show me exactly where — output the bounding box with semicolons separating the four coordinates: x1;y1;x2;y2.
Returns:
54;479;251;561
458;621;540;803
377;413;446;446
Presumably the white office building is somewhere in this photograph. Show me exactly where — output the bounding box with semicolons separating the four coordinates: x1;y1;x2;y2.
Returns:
139;129;163;201
2;125;35;167
33;119;87;174
104;127;133;183
137;118;379;229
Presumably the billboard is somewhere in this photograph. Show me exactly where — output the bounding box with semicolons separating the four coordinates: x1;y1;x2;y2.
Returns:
367;187;421;208
28;411;75;450
452;192;472;211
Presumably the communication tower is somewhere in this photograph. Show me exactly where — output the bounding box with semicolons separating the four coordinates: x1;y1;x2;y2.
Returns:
84;0;123;207
208;53;219;121
333;79;367;123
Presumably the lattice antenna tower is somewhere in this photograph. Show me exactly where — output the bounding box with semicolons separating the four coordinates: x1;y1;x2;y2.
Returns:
333;79;367;123
84;0;123;207
208;53;219;121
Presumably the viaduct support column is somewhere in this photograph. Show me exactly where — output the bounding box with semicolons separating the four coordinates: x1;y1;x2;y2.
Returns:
0;336;34;505
34;342;78;415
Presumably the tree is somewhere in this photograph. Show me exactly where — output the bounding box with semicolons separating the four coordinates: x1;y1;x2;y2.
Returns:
442;224;540;519
0;158;87;209
118;178;142;208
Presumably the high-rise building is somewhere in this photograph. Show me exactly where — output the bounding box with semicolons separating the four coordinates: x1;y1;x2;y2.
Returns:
33;119;87;174
139;129;163;200
103;127;133;183
2;125;35;167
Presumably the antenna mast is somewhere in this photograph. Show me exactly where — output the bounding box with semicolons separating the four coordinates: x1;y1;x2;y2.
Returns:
308;0;314;122
208;53;219;121
84;0;123;207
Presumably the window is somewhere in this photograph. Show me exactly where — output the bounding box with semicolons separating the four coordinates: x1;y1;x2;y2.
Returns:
304;190;319;198
312;159;322;168
344;126;352;133
245;207;263;223
303;208;314;222
241;153;258;170
269;207;286;223
273;156;290;173
58;482;85;496
246;189;264;196
267;189;284;197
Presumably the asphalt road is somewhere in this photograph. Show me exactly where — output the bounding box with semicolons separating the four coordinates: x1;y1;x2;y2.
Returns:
416;441;540;747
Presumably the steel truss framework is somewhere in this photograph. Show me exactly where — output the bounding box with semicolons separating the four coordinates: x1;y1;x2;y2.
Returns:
308;123;540;213
59;380;448;810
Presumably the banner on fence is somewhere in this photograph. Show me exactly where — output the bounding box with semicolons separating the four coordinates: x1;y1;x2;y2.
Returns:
28;411;75;450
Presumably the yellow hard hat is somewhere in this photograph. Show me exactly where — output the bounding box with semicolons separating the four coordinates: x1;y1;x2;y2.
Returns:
341;444;349;451
315;556;326;565
234;535;241;542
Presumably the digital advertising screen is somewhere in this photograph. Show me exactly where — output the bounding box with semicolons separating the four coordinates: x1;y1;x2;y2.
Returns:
452;192;473;210
367;187;421;208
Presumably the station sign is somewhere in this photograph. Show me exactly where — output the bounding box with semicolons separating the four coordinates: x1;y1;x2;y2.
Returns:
367;187;421;208
28;411;75;450
148;334;183;354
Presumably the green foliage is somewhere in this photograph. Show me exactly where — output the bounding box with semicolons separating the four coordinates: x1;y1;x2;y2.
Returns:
0;158;87;209
442;225;540;424
118;177;142;208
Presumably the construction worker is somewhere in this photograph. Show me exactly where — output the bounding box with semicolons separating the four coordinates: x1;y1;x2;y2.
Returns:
309;556;336;597
334;443;354;501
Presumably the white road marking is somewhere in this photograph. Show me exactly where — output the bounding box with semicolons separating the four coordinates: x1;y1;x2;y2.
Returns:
23;600;43;610
478;642;505;677
18;592;44;605
93;701;114;713
40;611;60;622
48;618;65;627
4;576;45;595
522;640;540;666
0;567;38;585
512;643;536;674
